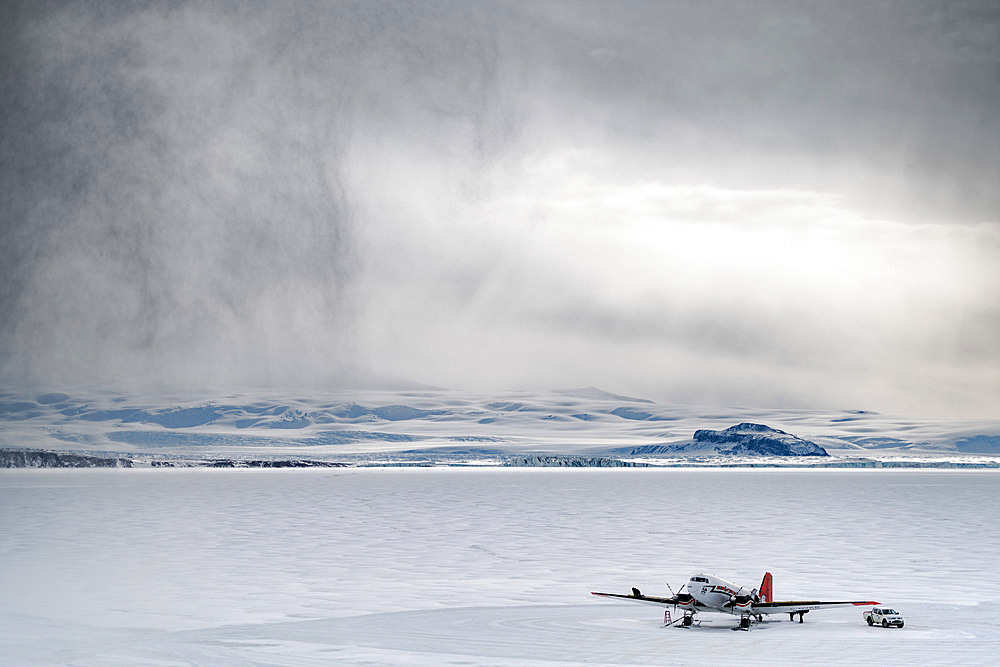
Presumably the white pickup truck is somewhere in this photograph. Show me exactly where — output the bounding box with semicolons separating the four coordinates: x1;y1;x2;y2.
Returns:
864;607;904;628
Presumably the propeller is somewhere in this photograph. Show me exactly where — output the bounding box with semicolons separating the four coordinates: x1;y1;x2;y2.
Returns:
662;579;698;627
666;580;696;607
665;580;685;600
728;585;755;610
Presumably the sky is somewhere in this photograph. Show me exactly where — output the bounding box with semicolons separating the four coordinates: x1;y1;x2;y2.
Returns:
2;0;998;417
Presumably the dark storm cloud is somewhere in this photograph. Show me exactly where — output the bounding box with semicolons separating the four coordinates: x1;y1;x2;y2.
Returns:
1;1;997;415
1;0;519;389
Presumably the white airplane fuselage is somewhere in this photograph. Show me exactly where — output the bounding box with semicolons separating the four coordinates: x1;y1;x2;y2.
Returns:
687;573;755;614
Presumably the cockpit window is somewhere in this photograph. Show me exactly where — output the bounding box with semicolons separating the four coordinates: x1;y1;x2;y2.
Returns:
691;576;709;583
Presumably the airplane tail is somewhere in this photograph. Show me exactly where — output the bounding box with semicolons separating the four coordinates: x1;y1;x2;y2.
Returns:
759;572;773;603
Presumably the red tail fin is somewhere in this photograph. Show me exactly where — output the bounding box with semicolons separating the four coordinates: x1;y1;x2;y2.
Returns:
759;572;773;603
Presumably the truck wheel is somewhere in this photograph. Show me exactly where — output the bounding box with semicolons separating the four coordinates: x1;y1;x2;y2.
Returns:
882;619;889;628
867;617;874;626
898;621;904;628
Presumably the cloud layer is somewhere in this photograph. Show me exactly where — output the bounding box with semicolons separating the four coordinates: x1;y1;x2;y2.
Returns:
2;1;998;416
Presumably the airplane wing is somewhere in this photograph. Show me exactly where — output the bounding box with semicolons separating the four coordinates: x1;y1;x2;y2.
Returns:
754;600;879;615
591;590;704;608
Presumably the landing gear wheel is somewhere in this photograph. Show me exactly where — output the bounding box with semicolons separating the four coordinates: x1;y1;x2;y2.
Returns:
683;615;693;627
739;616;751;630
867;617;874;626
882;619;889;628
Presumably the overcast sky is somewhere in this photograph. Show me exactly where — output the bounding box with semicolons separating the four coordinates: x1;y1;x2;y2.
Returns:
2;0;998;416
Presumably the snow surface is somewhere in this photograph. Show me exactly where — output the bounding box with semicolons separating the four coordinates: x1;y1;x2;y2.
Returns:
3;468;1000;664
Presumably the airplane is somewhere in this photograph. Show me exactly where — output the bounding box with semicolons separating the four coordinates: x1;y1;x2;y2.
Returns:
592;572;879;630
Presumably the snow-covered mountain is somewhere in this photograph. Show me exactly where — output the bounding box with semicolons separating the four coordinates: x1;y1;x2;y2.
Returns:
1;387;998;466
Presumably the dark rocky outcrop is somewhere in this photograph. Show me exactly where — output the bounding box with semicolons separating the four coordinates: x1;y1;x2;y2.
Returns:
1;448;132;468
506;455;649;467
692;423;828;456
203;459;350;468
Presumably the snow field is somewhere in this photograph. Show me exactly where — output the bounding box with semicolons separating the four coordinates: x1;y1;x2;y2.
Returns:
2;468;999;664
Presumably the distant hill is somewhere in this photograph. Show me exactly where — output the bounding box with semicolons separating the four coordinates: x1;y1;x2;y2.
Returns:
553;387;654;404
693;423;828;456
618;423;828;457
